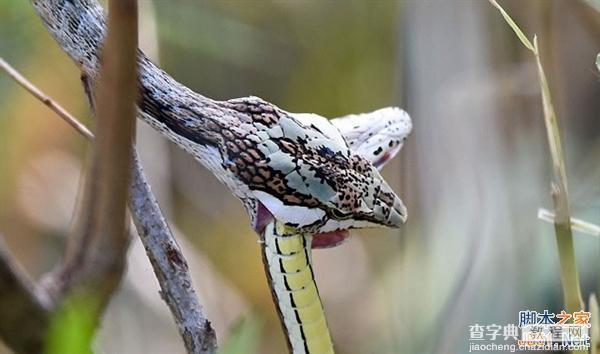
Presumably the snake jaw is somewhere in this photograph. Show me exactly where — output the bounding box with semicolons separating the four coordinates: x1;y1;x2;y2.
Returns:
393;195;409;225
252;198;350;249
252;200;274;234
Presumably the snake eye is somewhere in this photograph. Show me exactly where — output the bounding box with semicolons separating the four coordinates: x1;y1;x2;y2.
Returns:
331;209;351;220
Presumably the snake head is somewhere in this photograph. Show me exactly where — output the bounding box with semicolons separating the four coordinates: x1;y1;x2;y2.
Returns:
230;103;411;247
330;107;412;170
251;150;407;247
320;153;407;230
252;160;406;247
304;153;407;248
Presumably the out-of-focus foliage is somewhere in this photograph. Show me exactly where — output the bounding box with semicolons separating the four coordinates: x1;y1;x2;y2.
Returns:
591;294;599;354
45;297;96;354
1;1;598;354
217;314;262;354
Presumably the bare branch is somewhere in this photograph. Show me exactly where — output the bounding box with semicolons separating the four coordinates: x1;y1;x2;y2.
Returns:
129;150;217;353
0;236;51;354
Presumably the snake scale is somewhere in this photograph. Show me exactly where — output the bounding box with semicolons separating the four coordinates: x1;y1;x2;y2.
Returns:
31;1;412;353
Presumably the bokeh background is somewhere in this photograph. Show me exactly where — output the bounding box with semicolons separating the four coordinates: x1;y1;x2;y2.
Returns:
1;1;599;353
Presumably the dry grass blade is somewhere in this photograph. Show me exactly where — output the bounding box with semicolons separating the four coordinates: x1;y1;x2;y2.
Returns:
489;0;583;314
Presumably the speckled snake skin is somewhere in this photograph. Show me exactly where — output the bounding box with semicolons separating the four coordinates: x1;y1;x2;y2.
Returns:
31;1;412;353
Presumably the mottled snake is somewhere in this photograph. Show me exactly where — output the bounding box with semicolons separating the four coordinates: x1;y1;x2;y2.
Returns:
31;1;412;353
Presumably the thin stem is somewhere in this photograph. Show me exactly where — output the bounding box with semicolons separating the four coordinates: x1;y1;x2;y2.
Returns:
533;37;583;313
0;57;94;141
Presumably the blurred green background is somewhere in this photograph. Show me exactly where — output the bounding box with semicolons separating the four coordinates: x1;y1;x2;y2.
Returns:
1;1;598;353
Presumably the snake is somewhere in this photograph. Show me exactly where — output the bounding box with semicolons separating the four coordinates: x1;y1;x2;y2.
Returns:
31;1;412;353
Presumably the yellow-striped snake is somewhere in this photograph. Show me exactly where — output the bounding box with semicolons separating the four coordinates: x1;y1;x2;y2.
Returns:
31;1;412;352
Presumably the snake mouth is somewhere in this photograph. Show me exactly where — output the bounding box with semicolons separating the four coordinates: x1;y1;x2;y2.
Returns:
373;151;393;169
312;230;350;248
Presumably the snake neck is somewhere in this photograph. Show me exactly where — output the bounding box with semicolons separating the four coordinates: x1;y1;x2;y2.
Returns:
261;220;335;354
